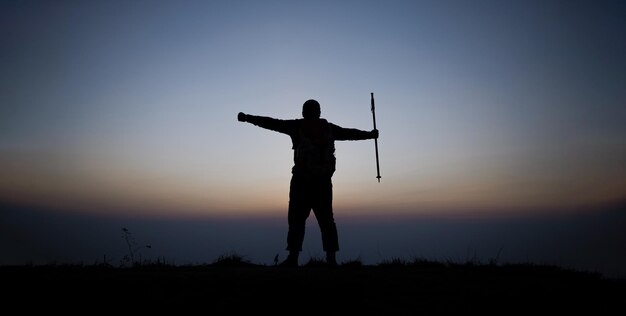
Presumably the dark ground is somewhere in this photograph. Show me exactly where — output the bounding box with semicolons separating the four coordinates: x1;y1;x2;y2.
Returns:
4;261;625;314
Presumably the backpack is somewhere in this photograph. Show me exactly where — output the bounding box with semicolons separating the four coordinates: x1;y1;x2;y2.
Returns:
293;119;335;177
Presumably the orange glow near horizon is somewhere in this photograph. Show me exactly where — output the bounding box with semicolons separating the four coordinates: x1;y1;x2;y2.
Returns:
2;141;623;220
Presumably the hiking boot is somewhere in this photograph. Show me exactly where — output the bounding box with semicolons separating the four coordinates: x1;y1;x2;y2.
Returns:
326;252;338;268
278;254;299;268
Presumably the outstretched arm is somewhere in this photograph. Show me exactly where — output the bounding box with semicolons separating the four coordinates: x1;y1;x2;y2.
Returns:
238;112;295;135
332;123;379;141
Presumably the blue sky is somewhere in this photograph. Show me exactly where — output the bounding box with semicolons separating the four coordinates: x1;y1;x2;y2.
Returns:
1;0;625;274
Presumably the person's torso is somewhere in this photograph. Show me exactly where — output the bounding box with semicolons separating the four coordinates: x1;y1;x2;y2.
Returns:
291;119;336;177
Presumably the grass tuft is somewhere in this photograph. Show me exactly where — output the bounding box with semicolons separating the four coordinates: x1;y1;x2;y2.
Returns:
211;252;256;267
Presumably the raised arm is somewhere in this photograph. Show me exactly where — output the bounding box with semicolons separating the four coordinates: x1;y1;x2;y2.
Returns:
238;112;296;135
331;123;379;141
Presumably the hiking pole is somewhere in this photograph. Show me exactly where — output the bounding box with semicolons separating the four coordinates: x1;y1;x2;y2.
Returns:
371;92;381;183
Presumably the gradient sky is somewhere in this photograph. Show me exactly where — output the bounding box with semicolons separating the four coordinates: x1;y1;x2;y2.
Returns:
1;1;626;274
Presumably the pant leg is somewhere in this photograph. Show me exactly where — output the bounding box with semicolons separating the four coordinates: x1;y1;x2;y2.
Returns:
311;177;339;252
286;175;312;251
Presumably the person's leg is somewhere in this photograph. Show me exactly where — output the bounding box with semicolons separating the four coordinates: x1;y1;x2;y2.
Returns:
311;177;338;266
283;175;312;266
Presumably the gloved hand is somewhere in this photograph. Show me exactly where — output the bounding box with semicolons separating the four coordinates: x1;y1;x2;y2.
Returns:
371;129;379;139
238;112;247;122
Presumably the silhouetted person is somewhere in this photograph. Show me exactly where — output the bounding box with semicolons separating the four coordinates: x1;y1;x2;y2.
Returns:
238;99;378;267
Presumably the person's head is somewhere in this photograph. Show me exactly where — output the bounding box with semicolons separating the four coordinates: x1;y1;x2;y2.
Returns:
302;99;321;119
